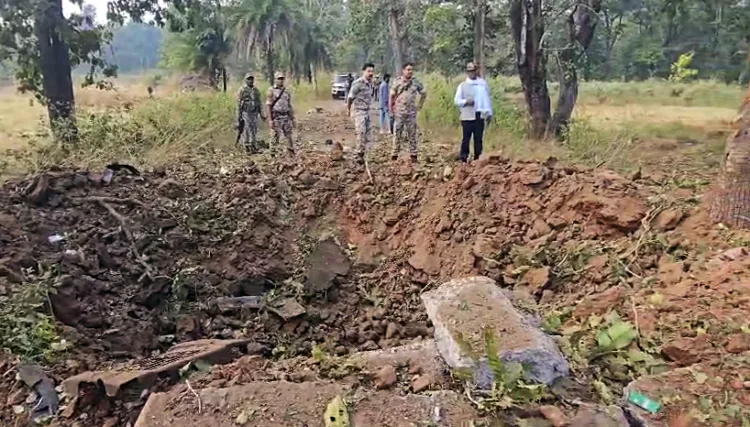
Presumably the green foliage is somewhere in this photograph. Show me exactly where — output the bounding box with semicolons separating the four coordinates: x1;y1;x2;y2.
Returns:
0;265;63;362
669;52;699;82
107;23;164;74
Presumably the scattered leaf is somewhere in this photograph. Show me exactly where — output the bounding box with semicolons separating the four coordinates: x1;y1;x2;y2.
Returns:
324;395;349;427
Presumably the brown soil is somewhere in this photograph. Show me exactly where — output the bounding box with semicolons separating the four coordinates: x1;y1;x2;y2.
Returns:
3;104;750;426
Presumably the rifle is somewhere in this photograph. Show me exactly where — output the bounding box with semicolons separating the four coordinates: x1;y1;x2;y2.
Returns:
235;116;245;146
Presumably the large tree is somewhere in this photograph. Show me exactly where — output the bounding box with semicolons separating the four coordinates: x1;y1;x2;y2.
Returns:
710;86;750;228
0;0;161;142
510;0;601;138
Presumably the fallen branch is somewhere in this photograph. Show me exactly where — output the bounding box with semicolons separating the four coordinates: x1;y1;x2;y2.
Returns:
86;196;145;207
90;198;155;281
185;380;202;414
364;157;374;183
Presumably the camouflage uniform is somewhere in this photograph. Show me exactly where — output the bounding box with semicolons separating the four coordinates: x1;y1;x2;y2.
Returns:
237;83;263;152
390;76;426;157
348;77;375;156
266;85;295;153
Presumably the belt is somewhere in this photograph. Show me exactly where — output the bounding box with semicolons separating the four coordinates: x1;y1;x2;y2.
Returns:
273;111;290;116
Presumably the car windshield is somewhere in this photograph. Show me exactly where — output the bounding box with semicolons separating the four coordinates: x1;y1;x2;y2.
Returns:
333;75;347;84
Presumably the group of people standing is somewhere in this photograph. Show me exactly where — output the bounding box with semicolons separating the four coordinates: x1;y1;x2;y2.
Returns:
347;62;427;164
236;71;296;155
236;60;493;164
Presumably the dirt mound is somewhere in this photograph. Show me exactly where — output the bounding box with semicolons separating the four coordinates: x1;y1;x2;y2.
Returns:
0;150;673;426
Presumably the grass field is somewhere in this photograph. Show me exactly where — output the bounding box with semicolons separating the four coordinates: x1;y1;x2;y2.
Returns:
0;72;744;180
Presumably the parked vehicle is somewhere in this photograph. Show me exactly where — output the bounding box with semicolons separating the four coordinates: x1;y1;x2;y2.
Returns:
331;74;349;99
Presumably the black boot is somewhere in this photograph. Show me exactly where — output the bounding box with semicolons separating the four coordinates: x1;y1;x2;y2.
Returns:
391;154;398;161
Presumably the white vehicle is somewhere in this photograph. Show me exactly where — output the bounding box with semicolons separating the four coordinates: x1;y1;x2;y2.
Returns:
331;74;349;99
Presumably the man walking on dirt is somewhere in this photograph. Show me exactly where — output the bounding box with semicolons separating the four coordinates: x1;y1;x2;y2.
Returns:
236;73;265;153
390;63;427;163
267;71;296;155
454;62;493;162
347;62;376;164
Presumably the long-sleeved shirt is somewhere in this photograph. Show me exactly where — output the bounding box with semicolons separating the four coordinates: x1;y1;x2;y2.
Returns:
454;77;493;118
379;82;389;111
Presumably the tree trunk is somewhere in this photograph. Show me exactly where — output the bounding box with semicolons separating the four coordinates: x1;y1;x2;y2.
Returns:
710;89;750;228
34;0;78;143
222;67;227;93
510;0;550;139
388;2;404;72
474;0;486;76
310;64;318;95
265;32;275;85
547;0;601;137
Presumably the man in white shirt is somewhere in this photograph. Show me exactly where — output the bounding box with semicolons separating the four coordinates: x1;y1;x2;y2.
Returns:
454;62;493;162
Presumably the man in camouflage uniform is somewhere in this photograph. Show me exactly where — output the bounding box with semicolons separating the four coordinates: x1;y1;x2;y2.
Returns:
266;71;296;155
390;62;427;163
347;62;376;164
236;73;265;153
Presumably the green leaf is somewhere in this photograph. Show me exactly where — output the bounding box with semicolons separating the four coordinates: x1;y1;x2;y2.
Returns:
324;396;350;427
597;330;613;348
607;320;637;349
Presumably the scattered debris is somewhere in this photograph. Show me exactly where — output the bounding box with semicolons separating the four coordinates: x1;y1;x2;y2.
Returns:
17;365;59;422
63;339;249;397
373;365;397;389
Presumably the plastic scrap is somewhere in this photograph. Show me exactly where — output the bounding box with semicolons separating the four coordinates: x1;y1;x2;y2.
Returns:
628;390;661;414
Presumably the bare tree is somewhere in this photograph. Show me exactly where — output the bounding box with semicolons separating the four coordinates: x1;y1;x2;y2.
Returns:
388;0;405;71
510;0;601;139
474;0;486;75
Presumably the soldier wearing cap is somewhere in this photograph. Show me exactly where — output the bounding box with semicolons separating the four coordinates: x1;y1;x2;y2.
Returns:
390;62;427;163
236;72;265;153
454;61;493;162
266;71;296;155
347;62;376;164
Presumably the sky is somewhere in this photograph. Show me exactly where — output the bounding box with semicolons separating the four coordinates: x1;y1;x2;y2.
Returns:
62;0;110;23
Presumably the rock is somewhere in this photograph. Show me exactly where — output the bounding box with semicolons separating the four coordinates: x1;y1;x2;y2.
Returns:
573;286;625;318
6;388;25;406
269;298;306;321
304;237;350;294
526;219;552;239
421;276;569;388
725;333;750;354
373;365;397;389
596;196;647;232
522;267;550;294
176;316;201;339
570;406;628;427
660;335;711;366
385;322;399;339
654;208;683;231
539;405;566;427
26;174;51;205
443;165;453;180
411;374;433;392
435;216;453;234
102;417;119;427
330;142;344;161
158;179;186;199
408;244;440;276
518;165;548;185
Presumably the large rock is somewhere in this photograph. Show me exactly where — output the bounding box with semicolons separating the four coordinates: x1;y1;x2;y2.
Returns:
421;276;568;388
304;237;350;294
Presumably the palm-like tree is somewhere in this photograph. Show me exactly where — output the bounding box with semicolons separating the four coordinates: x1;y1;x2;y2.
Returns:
227;0;294;84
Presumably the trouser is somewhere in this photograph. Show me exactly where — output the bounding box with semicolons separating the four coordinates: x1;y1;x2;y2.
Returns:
460;113;485;161
353;111;372;156
379;109;391;133
271;114;294;152
240;111;259;151
393;115;418;157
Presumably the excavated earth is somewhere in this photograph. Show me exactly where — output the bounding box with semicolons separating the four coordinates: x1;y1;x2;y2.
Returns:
2;129;750;426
